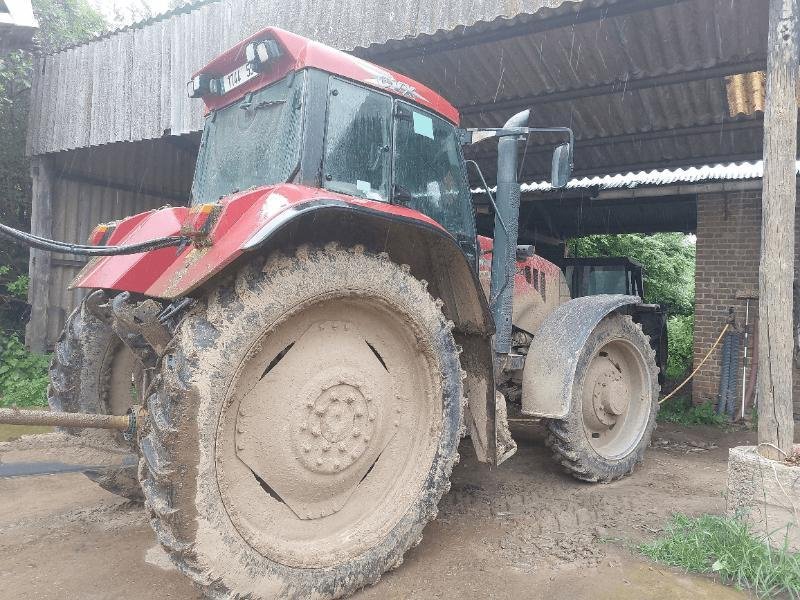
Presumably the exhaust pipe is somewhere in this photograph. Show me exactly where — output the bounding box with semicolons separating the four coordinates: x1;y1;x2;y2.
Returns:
489;109;529;367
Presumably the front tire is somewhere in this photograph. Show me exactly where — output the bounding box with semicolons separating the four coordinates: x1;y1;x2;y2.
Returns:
48;295;142;500
545;313;659;483
139;244;463;599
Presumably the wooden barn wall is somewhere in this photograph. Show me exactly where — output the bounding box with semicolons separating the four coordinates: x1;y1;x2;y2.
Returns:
43;139;196;345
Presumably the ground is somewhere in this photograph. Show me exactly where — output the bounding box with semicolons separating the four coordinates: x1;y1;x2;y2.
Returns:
0;422;762;599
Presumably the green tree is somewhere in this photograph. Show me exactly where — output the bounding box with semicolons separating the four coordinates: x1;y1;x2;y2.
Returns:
568;233;696;379
0;0;105;333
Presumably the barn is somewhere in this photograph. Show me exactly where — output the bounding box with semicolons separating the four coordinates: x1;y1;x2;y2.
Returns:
22;0;797;418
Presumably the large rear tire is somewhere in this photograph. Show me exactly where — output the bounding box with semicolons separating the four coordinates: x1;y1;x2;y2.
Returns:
48;296;142;500
545;313;659;483
139;244;463;599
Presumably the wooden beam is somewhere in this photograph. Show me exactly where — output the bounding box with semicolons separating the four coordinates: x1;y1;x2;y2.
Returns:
25;156;54;353
758;0;797;460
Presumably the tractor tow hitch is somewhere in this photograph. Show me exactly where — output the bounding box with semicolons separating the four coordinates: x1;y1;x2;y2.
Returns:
0;405;145;438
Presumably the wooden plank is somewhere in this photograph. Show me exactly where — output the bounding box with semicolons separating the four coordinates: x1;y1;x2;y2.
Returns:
25;157;54;352
758;0;798;460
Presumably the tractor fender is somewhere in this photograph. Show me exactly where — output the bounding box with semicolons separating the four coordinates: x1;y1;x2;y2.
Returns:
521;294;641;419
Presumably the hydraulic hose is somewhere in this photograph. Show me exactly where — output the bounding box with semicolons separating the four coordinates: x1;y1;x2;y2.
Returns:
0;221;189;256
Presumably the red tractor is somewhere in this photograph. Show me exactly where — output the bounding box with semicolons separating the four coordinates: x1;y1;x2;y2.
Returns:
1;28;659;599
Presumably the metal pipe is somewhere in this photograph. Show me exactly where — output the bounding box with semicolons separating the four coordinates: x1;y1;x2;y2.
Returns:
489;109;529;365
0;407;133;431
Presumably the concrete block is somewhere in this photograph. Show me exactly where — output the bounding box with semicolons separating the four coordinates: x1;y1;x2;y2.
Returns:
727;445;800;551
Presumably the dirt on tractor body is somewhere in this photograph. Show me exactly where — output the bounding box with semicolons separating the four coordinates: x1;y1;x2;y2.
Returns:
0;422;758;599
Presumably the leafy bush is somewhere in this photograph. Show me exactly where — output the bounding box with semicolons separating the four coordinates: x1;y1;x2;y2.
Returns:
666;314;694;379
0;334;50;407
658;396;728;427
640;514;800;599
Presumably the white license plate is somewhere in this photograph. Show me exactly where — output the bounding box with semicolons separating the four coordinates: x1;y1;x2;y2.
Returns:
221;62;259;94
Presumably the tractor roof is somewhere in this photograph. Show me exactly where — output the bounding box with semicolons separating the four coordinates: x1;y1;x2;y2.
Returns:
194;26;460;125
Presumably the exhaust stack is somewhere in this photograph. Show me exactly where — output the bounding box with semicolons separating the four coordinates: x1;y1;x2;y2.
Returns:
489;109;529;366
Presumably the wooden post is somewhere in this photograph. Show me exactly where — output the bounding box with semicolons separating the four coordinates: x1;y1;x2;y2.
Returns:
25;156;54;353
758;0;798;460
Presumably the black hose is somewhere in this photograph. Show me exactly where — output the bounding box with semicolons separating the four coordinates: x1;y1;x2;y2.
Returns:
0;222;189;256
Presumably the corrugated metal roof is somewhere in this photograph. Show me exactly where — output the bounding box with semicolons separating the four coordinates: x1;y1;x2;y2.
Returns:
26;0;769;182
512;160;800;193
26;0;585;155
379;0;768;181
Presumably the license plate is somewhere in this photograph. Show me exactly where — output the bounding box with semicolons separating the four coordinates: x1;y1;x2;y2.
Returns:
221;62;259;94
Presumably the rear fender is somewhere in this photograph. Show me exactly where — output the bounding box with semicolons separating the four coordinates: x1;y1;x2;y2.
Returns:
521;294;641;419
243;204;499;464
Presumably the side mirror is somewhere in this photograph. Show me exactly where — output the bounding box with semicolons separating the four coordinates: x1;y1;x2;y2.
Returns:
551;142;572;188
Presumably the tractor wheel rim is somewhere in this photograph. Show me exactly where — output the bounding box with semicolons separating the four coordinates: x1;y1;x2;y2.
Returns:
581;339;649;459
216;295;442;568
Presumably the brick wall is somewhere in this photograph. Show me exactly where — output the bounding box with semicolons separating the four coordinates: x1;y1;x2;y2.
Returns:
693;190;800;418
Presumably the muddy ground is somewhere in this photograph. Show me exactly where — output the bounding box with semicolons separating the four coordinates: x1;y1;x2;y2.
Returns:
0;422;764;599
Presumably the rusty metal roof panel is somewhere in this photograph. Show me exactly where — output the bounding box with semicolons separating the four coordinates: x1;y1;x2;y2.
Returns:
726;71;766;117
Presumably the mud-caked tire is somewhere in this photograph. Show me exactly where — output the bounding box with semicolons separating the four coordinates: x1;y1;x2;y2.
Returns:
545;313;659;483
139;244;463;599
48;296;142;500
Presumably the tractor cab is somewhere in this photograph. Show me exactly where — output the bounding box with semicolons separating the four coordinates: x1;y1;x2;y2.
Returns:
188;28;478;264
561;257;645;299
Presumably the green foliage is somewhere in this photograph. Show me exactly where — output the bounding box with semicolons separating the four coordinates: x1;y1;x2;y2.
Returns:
0;1;106;334
29;0;106;54
667;313;694;379
0;334;49;407
568;233;695;316
639;513;800;599
658;396;728;427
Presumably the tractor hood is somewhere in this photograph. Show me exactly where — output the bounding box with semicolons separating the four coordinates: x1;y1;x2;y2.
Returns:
71;185;445;300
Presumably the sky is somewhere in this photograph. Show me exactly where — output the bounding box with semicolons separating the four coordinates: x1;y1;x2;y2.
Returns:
87;0;175;27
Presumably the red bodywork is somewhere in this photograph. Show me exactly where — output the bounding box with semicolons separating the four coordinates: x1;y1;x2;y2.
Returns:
72;28;461;298
72;184;446;299
476;236;563;298
198;27;459;124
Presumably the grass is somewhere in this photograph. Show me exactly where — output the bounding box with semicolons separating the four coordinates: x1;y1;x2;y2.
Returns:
639;514;800;599
657;395;729;427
